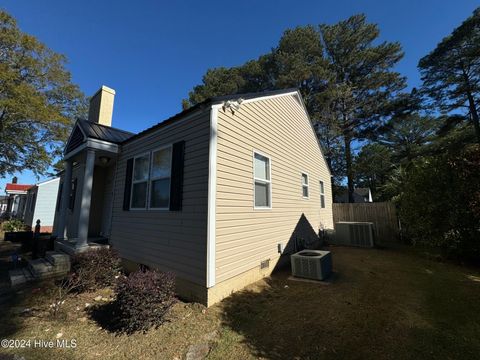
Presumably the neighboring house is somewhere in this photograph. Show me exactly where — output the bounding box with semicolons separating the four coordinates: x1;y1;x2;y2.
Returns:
23;178;60;232
53;85;333;306
335;187;373;203
4;178;33;219
0;196;8;216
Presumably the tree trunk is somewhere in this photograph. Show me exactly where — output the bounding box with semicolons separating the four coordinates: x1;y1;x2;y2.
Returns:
344;135;354;203
462;70;480;144
466;91;480;144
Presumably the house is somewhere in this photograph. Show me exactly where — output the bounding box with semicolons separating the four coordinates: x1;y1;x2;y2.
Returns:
23;177;60;232
52;85;333;306
0;196;8;216
4;178;33;219
335;187;373;203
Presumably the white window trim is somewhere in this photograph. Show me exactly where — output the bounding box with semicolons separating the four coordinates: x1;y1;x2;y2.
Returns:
148;144;173;210
302;172;309;199
130;152;150;210
253;150;272;210
320;180;325;208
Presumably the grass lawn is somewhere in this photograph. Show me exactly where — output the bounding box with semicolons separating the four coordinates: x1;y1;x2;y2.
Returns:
0;242;479;360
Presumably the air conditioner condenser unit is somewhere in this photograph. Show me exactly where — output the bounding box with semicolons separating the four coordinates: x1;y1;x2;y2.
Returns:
291;250;332;281
333;222;375;247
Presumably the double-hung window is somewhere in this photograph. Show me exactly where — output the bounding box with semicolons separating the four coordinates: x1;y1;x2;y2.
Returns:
302;173;309;198
150;146;172;209
131;154;150;209
254;152;271;208
320;180;325;208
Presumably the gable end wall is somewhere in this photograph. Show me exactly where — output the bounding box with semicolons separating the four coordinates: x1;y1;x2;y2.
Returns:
213;93;334;287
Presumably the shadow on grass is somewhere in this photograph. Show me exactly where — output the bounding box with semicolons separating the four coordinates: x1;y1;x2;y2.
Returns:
217;247;480;360
220;277;337;359
0;241;31;339
87;301;123;333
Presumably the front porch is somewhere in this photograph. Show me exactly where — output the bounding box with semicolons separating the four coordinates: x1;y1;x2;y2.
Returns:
55;237;110;255
53;118;133;254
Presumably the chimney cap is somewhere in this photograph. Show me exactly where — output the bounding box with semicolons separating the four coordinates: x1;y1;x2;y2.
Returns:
88;85;115;127
90;85;116;99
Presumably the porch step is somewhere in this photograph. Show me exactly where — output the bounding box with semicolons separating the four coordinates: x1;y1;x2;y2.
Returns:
9;252;71;287
28;258;69;279
9;267;34;286
45;251;71;267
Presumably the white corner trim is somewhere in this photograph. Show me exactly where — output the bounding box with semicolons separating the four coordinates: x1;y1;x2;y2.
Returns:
207;106;218;288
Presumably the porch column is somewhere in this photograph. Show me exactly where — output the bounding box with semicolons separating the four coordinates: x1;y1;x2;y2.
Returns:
77;148;95;249
57;160;73;239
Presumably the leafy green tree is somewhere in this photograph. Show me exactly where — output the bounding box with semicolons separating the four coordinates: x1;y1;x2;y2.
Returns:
353;143;393;201
419;7;480;143
398;144;480;261
0;10;86;176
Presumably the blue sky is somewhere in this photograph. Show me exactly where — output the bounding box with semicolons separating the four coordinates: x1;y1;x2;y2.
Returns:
1;0;478;190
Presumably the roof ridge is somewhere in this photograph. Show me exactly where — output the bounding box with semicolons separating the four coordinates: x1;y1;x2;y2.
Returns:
122;87;299;144
78;118;135;135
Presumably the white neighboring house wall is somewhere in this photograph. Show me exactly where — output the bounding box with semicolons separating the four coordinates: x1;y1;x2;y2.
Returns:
24;178;60;231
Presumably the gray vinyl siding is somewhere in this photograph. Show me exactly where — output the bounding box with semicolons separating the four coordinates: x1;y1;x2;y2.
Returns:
110;108;211;286
24;179;60;228
33;179;60;227
215;94;334;284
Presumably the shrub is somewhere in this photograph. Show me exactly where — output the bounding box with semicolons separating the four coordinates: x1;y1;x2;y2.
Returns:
398;144;480;262
69;248;121;292
115;269;175;334
2;219;27;232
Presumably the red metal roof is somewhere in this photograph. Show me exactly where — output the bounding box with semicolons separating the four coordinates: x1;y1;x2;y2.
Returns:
5;183;33;192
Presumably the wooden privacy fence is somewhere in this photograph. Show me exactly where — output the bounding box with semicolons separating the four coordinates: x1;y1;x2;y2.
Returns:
332;202;399;243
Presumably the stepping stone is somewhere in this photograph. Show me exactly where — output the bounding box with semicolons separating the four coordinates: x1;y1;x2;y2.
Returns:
186;343;210;360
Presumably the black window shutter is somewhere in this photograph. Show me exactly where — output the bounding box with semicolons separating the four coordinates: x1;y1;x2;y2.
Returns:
123;158;134;211
169;141;185;211
69;178;77;210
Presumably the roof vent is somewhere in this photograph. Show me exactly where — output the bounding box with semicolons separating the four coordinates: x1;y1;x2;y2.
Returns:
88;85;115;127
222;98;244;114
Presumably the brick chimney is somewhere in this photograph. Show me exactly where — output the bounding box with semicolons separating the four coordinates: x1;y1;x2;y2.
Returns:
87;85;115;127
12;176;17;184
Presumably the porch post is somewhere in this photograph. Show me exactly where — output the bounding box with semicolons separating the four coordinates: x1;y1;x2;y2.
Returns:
77;148;95;249
57;160;72;239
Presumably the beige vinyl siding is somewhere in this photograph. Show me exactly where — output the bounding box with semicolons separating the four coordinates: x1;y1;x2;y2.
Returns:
110;108;211;285
215;94;333;284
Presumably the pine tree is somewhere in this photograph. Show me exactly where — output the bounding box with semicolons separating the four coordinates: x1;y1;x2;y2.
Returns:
419;7;480;143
